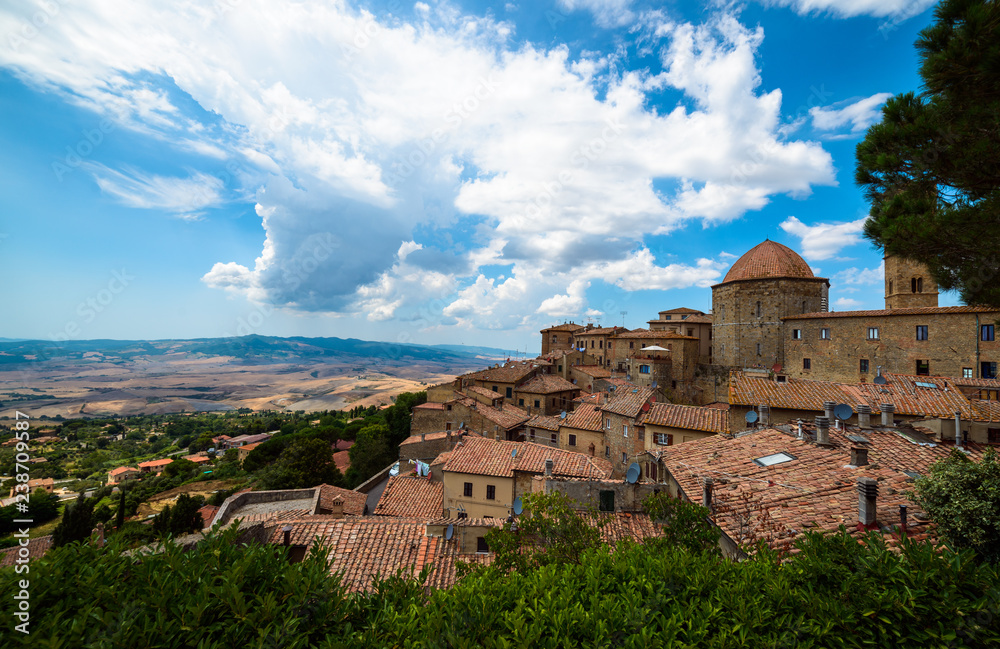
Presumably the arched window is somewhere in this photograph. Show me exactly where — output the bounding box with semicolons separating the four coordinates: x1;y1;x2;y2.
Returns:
756;301;762;317
888;280;893;295
917;277;923;292
911;277;918;293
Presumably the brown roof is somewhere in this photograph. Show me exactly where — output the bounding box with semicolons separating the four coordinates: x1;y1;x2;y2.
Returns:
138;459;173;468
526;414;563;431
516;375;579;395
573;365;611;378
0;535;52;567
109;466;138;476
783;305;1000;320
729;371;974;420
465;363;537;385
971;399;1000;422
443;436;612;479
721;240;817;284
198;505;219;529
475;402;531;430
414;402;448;410
953;378;1000;389
400;430;454;446
466;385;503;400
562;402;605;432
602;387;656;418
658;307;704;315
574;327;625;336
541;323;586;332
656;424;986;549
316;484;368;516
373;476;444;518
638;403;729;434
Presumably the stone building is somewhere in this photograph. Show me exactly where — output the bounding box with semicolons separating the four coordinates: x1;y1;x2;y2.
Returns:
884;254;939;309
711;240;830;370
572;326;625;367
540;322;585;355
513;374;580;415
647;308;714;363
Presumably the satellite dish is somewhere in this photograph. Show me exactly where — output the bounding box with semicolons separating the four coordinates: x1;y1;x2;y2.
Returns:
608;385;616;392
511;449;517;458
559;411;567;419
834;404;853;421
626;463;641;484
873;375;888;385
512;497;523;515
651;381;658;388
459;421;465;428
445;524;454;540
772;363;783;373
745;411;759;424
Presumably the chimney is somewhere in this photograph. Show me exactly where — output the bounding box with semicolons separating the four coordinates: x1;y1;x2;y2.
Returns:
282;524;292;546
702;477;714;510
899;504;908;533
880;404;895;427
850;446;869;467
814;416;830;445
330;497;345;519
796;419;804;439
857;477;878;527
823;401;836;421
758;404;770;426
954;412;963;450
420;433;426;442
857;405;872;429
544;458;553;477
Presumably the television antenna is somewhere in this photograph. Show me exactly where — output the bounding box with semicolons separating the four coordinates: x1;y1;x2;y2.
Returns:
620;311;627;327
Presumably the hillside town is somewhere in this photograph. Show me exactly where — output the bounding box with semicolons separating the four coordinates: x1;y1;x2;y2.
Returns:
7;240;996;591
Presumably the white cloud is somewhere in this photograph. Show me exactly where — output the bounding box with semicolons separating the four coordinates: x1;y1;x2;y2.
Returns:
779;215;865;261
810;93;892;135
1;2;836;329
557;0;635;27
86;164;224;219
761;0;936;19
834;261;884;286
833;297;863;309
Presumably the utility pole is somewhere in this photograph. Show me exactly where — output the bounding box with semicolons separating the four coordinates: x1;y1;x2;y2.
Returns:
620;311;627;327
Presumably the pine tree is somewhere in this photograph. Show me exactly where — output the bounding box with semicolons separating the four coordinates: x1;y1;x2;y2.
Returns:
52;492;95;548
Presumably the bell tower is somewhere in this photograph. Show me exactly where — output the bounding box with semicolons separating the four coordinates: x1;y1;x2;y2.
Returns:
884;255;938;309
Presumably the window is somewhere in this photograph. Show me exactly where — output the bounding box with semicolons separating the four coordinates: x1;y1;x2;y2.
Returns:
989;428;1000;444
557;365;562;372
476;537;489;553
911;277;923;292
655;432;673;446
916;360;930;376
629;341;634;349
860;359;869;373
463;482;473;497
803;358;811;370
518;398;524;406
964;367;974;378
550;433;557;444
753;452;796;467
599;490;615;512
446;422;452;431
983;362;998;379
916;325;928;341
621;452;627;464
687;328;694;336
446;404;452;411
605;446;610;457
492;385;498;393
682;314;689;320
623;425;628;438
552;335;557;342
638;428;645;442
867;327;879;340
486;485;496;500
505;387;512;398
639;364;650;374
820;328;831;340
792;329;801;340
982;325;995;341
605;418;611;430
599;340;603;348
756;343;762;356
756;301;762;317
568;434;577;446
665;315;672;320
888;280;893;294
533;399;540;408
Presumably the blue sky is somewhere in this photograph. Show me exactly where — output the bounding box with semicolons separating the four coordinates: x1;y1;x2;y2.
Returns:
0;0;953;351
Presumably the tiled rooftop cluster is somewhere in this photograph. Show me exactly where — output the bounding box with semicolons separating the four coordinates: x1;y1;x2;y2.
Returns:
443;436;613;479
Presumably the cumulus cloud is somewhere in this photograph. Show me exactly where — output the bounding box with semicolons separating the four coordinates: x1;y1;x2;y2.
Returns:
810;93;892;135
834;261;884;286
0;1;837;331
557;0;635;27
780;216;866;261
760;0;936;19
833;297;863;309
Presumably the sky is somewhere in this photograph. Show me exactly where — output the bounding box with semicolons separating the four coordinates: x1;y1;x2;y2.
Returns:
0;0;957;352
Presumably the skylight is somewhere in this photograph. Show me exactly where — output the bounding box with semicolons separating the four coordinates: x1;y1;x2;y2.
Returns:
753;452;795;467
914;381;939;389
847;434;871;445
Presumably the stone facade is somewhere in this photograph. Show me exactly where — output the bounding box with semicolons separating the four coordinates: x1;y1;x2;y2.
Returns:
712;277;828;370
783;307;1000;383
540;322;585;355
884;255;939;309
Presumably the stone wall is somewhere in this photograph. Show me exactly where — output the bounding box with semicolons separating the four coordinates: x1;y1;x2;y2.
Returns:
884;255;938;309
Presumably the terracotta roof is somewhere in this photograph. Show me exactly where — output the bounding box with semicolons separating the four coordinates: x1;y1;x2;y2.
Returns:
466;385;503;400
443;436;612;479
783;305;1000;320
316;484;368;516
138;459;173;469
430;450;453;465
574;327;624;336
729;371;974;419
658;307;704;315
541;323;586;332
602;386;656;418
638;403;729;434
971;399;1000;422
109;466;138;476
465;364;537;385
414;402;447;410
183;454;212;463
400;430;454;446
474;402;531;430
527;414;563;431
952;378;1000;389
198;505;219;529
516;375;579;394
562;402;605;432
704;402;730;410
573;365;611;378
656;424;986;549
373;476;444;518
721;240;817;284
682;314;713;324
0;535;52;567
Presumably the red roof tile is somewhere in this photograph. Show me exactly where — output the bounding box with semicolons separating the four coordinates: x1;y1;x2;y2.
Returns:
517;375;579;394
783;305;1000;320
443;436;612;479
373;476;444;518
540;323;586;332
466;385;504;400
527;414;563;431
573;365;611;378
602;386;656;418
316;484;368;516
562;401;605;432
638;403;729;434
0;535;52;567
722;240;817;283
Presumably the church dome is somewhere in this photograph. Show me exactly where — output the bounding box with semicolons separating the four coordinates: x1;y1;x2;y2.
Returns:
722;240;814;283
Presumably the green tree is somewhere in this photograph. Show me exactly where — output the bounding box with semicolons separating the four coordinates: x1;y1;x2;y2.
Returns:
915;448;1000;562
153;504;172;536
115;486;126;530
170;494;203;535
256;438;343;490
52;492;94;548
856;0;1000;306
478;491;604;574
642;492;720;555
345;424;394;486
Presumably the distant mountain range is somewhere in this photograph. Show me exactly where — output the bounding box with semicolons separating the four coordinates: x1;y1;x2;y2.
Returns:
0;335;525;366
